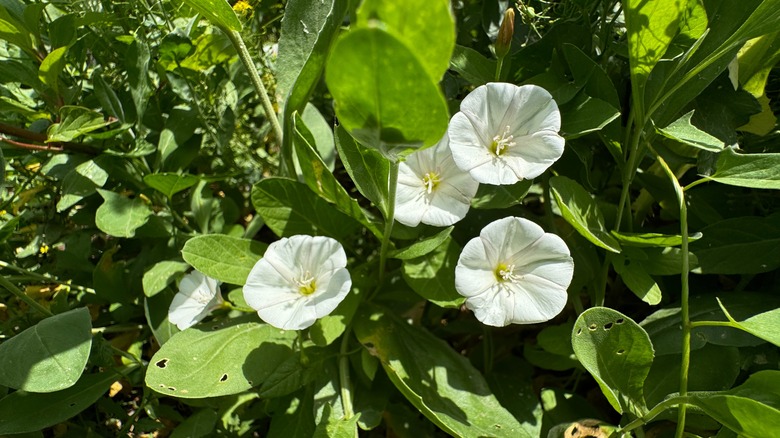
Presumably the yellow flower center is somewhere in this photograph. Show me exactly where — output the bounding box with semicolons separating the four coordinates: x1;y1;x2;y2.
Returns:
494;263;521;283
490;125;515;156
422;172;441;194
296;271;317;296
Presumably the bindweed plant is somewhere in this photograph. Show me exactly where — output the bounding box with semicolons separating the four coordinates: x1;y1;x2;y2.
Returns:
0;0;779;436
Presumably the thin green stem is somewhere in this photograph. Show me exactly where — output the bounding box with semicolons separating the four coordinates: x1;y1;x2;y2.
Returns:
615;125;642;232
339;326;355;420
495;56;505;82
619;396;687;435
0;274;54;317
0;260;95;294
226;29;284;149
689;320;738;329
378;161;399;288
683;178;709;191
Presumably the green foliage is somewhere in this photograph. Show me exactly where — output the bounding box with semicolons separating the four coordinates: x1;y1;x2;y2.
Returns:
1;0;779;435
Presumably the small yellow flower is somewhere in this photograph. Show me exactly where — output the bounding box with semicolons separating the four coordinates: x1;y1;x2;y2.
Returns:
40;244;50;254
233;0;252;15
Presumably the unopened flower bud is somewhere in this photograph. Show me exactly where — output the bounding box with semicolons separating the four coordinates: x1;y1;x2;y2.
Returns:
496;8;515;59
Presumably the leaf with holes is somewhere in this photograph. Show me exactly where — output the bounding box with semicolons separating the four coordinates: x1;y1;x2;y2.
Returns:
145;317;296;398
572;307;654;416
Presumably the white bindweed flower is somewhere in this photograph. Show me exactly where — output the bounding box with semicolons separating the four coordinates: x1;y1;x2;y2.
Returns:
448;82;564;185
168;270;223;330
455;217;574;327
243;235;352;330
395;135;479;227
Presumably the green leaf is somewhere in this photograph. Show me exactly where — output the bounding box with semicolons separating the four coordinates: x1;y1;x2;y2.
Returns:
314;404;360;438
549;176;621;253
92;68;125;122
0;6;36;56
690;215;780;274
706;147;780;189
401;236;465;308
471;180;532;210
48;106;113;143
38;46;67;92
0;371;120;434
251;177;362;240
293;114;381;238
146;318;296;398
95;189;153;238
611;253;663;305
449;45;496;86
611;231;700;248
644;344;739;408
356;0;454;81
57;157;109;212
144;173;200;198
143;261;190;297
686;370;780;437
657;111;724;152
309;290;360;347
559;94;620;139
334;126;390;214
0;308;91;393
301;104;336;170
718;300;780;348
180;0;241;31
325;27;448;151
390;226;453;260
181;234;267;285
170;408;218;438
572;307;654;416
257;345;333;398
354;305;533;437
127;39;150;122
624;0;683;118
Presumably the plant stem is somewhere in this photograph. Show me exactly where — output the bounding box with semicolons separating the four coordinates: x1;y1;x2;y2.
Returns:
378;161;399;287
226;29;283;150
495;56;505;82
619;395;687;435
339;327;355;420
0;274;54;317
689;320;737;329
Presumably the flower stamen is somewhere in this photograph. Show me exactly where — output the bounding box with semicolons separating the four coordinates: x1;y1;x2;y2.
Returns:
494;263;522;283
296;271;317;295
490;125;515;156
421;171;441;195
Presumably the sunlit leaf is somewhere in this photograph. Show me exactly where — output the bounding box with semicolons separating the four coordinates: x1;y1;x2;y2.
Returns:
181;234;267;286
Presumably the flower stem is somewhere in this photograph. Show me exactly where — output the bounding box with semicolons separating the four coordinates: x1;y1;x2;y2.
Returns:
0;274;54;317
339;326;355;420
495;56;505;82
378;161;399;287
225;29;283;151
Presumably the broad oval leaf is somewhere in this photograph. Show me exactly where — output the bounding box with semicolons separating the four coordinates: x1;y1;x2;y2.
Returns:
95;189;152;238
251;177;362;240
0;371;120;434
325;27;448;151
146;318;296;398
690;215;780;274
48;106;113;143
144;173;200;198
572;307;654;416
181;0;241;31
354;305;534;437
401;236;464;308
357;0;454;81
181;234;267;285
549;176;621;253
0;307;91;392
143;260;190;297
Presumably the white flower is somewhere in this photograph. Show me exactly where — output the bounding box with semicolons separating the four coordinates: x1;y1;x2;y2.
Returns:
168;270;223;330
243;235;352;330
395;135;479;227
448;82;564;185
455;217;573;326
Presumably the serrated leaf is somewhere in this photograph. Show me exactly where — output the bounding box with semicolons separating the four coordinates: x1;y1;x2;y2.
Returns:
181;234;267;285
0;308;91;393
